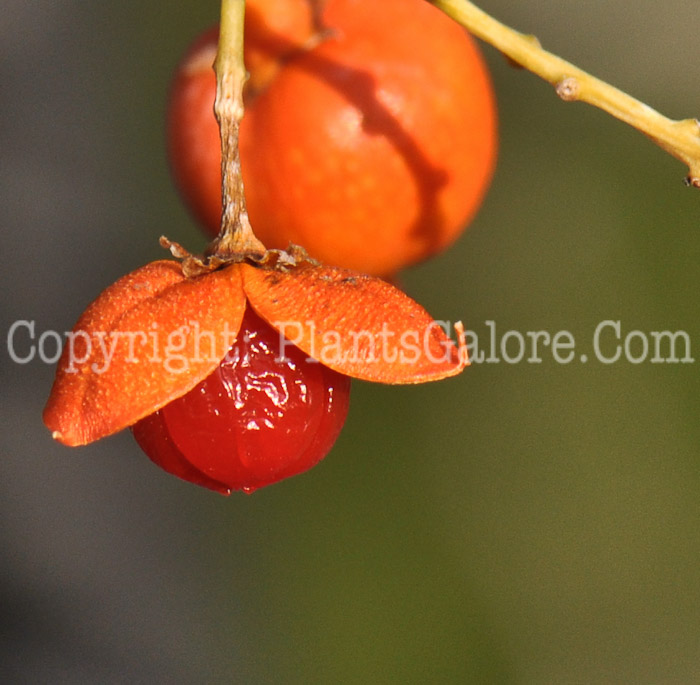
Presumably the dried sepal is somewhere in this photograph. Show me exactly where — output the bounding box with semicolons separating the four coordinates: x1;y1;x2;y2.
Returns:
240;262;467;383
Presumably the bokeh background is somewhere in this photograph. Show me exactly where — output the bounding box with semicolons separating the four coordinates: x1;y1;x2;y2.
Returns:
2;1;699;682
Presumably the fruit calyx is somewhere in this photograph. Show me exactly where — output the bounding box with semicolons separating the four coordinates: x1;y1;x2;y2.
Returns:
160;235;319;280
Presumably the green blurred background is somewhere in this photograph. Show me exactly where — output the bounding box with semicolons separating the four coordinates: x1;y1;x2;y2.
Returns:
2;1;699;682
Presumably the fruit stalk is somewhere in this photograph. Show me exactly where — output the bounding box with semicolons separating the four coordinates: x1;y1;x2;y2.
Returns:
211;0;266;257
431;0;700;187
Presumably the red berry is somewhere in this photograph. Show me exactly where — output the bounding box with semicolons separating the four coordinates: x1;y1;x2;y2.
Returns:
132;306;351;494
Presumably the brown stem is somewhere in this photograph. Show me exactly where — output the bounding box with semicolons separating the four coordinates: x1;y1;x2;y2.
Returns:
208;0;266;258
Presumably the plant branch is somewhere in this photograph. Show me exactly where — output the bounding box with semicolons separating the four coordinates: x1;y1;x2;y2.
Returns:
430;0;700;187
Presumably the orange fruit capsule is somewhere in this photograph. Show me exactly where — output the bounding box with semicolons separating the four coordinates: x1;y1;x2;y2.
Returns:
168;0;497;277
44;252;467;493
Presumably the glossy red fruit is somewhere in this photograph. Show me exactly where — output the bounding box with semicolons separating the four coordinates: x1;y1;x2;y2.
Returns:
132;306;351;494
167;0;497;277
